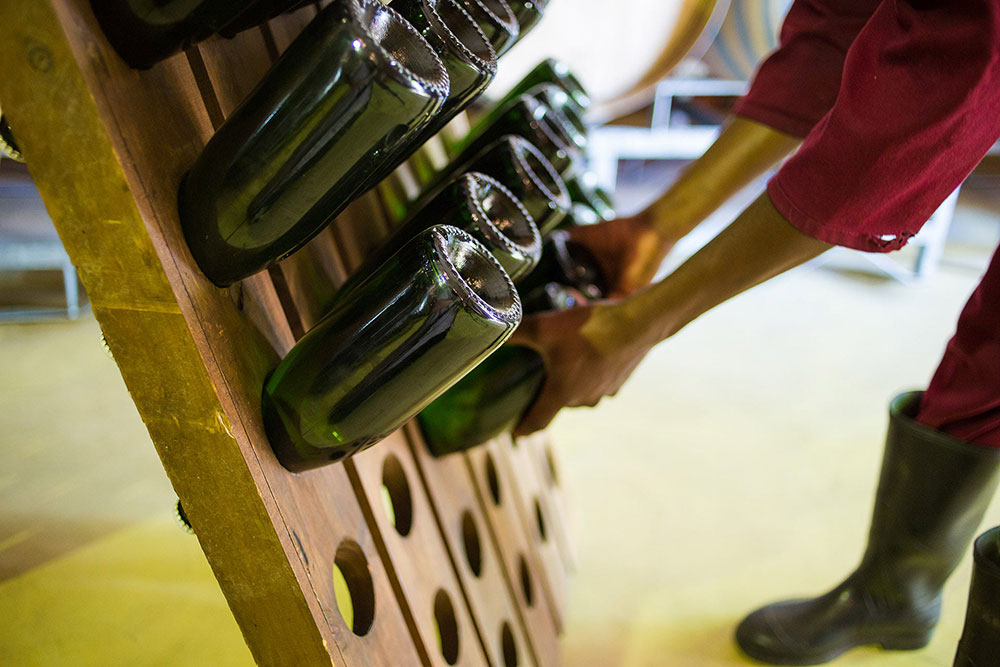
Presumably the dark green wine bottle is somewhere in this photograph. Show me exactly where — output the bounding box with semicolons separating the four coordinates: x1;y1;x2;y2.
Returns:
217;1;315;38
461;136;571;234
457;0;519;55
526;83;587;154
263;225;521;471
507;0;547;42
556;202;601;229
180;0;450;286
387;134;570;234
494;57;591;115
389;0;498;148
516;229;608;300
90;0;250;69
418;281;583;456
337;171;541;302
450;94;581;175
564;170;615;222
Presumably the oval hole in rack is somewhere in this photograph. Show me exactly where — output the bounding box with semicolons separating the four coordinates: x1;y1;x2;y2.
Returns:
461;509;483;577
484;453;501;506
433;589;461;665
534;498;547;543
332;540;376;636
381;454;414;536
501;621;518;667
518;554;534;607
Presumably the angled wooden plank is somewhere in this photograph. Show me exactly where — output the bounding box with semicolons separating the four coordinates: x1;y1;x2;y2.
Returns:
494;435;568;628
347;434;490;667
405;424;538;667
521;433;576;571
0;1;423;664
464;442;563;662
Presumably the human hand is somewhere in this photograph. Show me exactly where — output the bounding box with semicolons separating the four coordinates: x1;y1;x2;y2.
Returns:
567;211;674;297
509;299;655;436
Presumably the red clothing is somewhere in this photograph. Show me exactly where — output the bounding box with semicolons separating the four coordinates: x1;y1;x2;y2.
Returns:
733;0;1000;448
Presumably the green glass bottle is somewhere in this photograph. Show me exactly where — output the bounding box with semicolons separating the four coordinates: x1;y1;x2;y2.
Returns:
564;170;615;222
516;229;608;300
389;0;498;147
507;0;547;42
459;136;571;234
526;83;587;154
218;1;315;38
90;0;250;69
457;0;519;55
180;0;450;286
494;58;591;115
556;202;601;229
337;172;541;302
450;94;581;175
263;225;522;471
419;281;584;456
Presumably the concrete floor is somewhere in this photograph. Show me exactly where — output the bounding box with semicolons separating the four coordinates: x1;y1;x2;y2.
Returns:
2;198;999;665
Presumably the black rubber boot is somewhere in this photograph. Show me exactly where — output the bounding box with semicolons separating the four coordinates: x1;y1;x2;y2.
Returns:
736;392;1000;666
954;525;1000;666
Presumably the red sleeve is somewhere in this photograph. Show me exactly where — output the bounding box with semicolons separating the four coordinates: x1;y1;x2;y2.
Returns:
733;0;881;138
768;0;1000;253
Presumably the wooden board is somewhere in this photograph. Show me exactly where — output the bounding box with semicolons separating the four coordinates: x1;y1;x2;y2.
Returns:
0;1;572;664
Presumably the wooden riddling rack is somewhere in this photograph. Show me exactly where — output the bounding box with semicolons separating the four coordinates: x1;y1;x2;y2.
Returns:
0;1;575;665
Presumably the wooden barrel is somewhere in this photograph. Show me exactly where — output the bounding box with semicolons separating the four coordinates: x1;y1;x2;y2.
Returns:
486;0;715;106
701;0;792;80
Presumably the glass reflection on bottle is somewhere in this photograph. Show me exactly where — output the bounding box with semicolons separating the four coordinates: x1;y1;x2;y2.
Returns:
340;172;540;304
517;229;608;300
507;0;547;42
263;225;521;471
426;135;570;235
419;281;584;456
456;0;519;55
90;0;250;68
564;170;616;222
389;0;497;154
180;0;450;286
494;58;591;115
450;94;580;175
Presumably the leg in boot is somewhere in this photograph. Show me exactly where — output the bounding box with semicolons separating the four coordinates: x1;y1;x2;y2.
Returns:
954;526;1000;666
735;393;1000;665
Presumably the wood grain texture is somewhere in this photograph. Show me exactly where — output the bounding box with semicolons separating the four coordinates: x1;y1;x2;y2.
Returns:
465;442;563;663
0;0;570;663
495;435;569;628
523;434;576;571
348;435;490;667
404;423;538;667
0;2;419;664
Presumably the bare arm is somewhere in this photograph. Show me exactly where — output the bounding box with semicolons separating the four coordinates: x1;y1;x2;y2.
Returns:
512;193;831;434
575;118;800;295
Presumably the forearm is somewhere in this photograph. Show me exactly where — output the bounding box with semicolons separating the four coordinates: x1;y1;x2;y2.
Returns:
644;117;801;241
621;193;831;344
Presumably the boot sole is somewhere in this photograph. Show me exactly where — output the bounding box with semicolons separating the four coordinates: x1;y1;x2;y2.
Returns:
737;629;933;666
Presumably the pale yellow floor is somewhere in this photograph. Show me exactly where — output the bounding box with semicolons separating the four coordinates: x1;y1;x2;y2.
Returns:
2;219;999;666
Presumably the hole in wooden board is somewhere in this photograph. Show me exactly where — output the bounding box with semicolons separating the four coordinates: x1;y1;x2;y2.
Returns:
485;453;501;505
332;540;375;636
518;554;534;607
501;621;518;667
461;509;483;577
545;446;559;487
534;498;547;543
381;454;413;536
433;589;460;665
